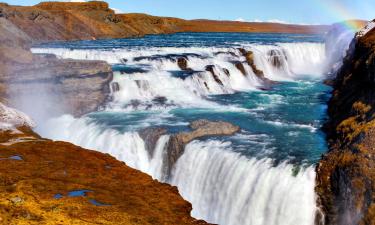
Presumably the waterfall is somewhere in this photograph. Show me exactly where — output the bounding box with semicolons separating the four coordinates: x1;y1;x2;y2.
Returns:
37;116;318;225
31;33;353;225
171;140;317;225
32;42;327;111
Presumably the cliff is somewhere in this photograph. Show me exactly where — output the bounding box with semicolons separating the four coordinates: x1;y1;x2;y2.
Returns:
0;108;210;224
0;1;328;44
316;21;375;225
0;7;113;117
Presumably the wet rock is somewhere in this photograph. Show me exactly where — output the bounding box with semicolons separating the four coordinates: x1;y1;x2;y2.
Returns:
234;61;247;76
205;65;224;86
238;48;276;87
177;57;191;71
139;127;168;157
152;96;168;105
267;49;286;68
222;68;230;77
111;82;120;92
135;80;150;91
162;119;240;179
204;82;209;90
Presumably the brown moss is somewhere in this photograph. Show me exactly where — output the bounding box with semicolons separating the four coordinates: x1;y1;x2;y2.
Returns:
0;140;212;225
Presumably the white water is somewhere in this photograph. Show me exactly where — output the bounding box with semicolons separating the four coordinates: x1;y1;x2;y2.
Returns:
172;140;317;225
32;34;355;225
32;43;326;109
38;115;318;225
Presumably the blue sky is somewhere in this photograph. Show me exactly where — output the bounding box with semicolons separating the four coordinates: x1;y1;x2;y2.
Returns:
3;0;374;25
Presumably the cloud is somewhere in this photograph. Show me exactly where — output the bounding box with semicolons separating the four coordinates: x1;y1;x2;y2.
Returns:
234;18;319;25
234;18;246;22
235;18;290;24
111;8;124;14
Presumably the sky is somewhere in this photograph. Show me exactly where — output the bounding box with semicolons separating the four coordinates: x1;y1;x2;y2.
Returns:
3;0;374;25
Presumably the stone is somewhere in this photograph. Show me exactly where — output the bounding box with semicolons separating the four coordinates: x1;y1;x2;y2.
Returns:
139;127;168;157
10;196;23;204
205;65;224;86
111;82;120;92
177;57;191;71
234;61;247;76
162;119;240;179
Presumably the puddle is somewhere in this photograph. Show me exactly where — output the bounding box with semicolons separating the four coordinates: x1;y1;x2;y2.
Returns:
54;189;111;206
68;190;92;197
0;155;23;161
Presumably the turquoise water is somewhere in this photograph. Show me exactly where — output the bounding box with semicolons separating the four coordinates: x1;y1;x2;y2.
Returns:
34;32;332;225
35;32;330;166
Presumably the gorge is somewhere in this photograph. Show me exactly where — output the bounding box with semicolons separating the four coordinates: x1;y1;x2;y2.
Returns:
0;1;374;225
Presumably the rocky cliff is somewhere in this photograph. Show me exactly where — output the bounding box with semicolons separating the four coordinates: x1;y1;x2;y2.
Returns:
0;104;210;224
0;8;113;117
316;21;375;225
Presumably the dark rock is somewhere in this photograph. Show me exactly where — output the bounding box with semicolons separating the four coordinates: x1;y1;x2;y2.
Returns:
204;82;209;90
152;96;168;105
222;68;230;77
111;82;120;92
267;49;286;68
139;127;168;157
177;57;190;70
205;65;223;86
135;80;150;91
234;61;247;76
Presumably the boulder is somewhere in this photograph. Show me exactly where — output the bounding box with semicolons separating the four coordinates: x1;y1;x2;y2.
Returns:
267;49;286;68
139;127;168;157
222;68;230;77
177;57;191;71
205;65;224;86
234;61;247;76
162;119;240;179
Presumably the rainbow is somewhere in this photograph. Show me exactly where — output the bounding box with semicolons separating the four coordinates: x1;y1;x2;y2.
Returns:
315;0;368;31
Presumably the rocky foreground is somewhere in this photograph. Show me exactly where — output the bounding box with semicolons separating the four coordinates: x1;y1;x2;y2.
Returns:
0;124;210;224
316;21;375;225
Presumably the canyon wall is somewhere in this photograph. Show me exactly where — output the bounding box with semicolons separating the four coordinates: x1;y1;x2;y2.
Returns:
316;22;375;225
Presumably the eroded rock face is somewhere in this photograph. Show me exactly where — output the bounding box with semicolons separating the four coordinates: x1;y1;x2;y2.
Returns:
139;127;168;157
316;22;375;225
162;119;240;179
0;16;113;117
